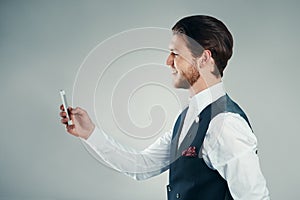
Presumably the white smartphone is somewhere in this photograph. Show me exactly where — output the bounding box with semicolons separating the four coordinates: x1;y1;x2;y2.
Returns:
59;90;73;125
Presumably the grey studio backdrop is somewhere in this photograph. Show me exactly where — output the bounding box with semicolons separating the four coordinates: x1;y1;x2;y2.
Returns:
0;0;299;199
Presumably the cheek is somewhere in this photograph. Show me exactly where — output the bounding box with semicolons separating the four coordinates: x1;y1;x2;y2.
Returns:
174;57;188;70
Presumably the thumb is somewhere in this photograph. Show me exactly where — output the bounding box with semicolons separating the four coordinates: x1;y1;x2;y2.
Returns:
70;107;86;115
66;124;79;137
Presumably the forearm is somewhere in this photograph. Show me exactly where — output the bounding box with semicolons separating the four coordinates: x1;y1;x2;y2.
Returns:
80;127;171;180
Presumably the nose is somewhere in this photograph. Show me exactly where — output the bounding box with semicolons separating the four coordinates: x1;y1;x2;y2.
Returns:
166;53;174;67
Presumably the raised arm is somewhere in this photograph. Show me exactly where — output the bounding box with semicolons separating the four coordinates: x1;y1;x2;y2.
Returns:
60;106;172;180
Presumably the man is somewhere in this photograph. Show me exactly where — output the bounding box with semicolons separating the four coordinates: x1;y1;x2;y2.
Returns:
60;15;270;199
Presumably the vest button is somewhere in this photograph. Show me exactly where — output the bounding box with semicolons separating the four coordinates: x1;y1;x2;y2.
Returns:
176;193;180;198
167;186;171;192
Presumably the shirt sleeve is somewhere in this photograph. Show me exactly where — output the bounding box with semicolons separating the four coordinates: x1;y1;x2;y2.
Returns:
80;126;172;181
202;112;270;200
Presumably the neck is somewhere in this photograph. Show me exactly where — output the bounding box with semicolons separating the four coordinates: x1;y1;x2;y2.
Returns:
189;77;221;97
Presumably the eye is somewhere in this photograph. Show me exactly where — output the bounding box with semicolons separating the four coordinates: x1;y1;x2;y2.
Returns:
171;52;179;57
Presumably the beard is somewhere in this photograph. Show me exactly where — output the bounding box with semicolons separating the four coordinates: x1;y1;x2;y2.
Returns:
172;66;200;89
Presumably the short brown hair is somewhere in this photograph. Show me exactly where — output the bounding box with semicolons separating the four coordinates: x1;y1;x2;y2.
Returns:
172;15;233;77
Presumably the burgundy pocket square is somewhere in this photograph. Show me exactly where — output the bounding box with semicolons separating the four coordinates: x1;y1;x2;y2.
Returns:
181;146;197;157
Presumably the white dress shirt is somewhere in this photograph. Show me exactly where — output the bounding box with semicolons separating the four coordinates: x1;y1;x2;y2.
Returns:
81;82;270;200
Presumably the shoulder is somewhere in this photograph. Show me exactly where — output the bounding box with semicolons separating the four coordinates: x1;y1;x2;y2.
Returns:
209;112;254;139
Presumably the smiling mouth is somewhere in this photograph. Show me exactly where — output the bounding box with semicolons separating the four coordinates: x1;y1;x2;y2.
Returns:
171;68;178;74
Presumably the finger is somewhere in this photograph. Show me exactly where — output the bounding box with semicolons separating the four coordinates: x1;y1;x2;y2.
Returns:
60;111;67;117
60;104;65;111
67;107;74;116
66;124;79;137
61;118;69;124
67;124;75;131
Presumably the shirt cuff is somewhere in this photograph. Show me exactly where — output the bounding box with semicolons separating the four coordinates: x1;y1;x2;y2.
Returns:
80;126;108;150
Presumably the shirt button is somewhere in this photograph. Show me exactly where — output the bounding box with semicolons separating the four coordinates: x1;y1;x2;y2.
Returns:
176;193;180;198
195;116;199;123
167;186;171;192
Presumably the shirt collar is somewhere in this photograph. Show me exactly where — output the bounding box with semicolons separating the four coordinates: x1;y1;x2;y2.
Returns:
189;82;226;115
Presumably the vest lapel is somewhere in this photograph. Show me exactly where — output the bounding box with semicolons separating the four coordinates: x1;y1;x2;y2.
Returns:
177;115;201;155
171;107;188;160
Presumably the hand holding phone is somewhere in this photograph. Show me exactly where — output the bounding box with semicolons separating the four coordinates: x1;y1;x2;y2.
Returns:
59;90;95;139
59;90;73;125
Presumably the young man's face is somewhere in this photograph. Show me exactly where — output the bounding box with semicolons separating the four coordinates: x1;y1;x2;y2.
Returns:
166;34;200;89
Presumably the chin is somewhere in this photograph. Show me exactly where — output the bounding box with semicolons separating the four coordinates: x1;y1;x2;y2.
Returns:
172;79;191;89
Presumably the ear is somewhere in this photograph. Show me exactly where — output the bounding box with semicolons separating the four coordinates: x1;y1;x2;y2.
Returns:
197;50;213;68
